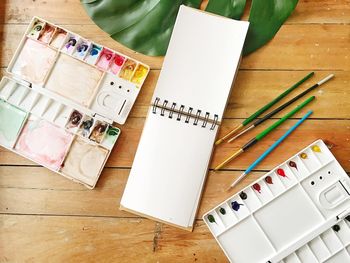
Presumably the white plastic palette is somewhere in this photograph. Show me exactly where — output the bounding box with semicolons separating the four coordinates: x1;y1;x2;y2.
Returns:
203;140;350;263
7;17;150;125
0;76;121;189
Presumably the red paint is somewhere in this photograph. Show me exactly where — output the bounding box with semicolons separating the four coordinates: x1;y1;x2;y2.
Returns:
114;54;125;66
265;176;273;184
277;168;287;178
253;183;261;193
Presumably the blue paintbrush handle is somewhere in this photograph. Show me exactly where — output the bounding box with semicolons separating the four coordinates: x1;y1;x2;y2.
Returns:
244;110;313;174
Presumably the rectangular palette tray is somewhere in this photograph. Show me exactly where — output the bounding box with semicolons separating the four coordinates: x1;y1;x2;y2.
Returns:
7;17;150;125
203;140;350;263
0;76;121;189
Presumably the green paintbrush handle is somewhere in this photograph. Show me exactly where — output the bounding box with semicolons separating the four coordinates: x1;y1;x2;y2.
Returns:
256;96;315;141
242;72;314;126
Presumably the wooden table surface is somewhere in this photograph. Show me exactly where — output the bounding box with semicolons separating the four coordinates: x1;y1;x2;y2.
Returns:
1;0;349;262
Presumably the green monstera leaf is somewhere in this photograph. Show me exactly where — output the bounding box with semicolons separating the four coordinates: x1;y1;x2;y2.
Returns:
81;0;298;57
205;0;246;20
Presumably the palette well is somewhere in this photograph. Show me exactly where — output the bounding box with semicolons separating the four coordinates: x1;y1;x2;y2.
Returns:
0;77;121;188
7;17;150;125
204;140;350;263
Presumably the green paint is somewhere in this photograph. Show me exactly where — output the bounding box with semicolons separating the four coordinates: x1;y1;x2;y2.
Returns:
219;207;226;215
102;126;120;148
0;100;28;147
207;214;216;224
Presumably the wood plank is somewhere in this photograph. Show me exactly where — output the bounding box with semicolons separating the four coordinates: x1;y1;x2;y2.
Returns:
0;215;226;262
0;166;263;218
1;119;349;170
1;67;349;119
2;0;350;25
1;24;349;70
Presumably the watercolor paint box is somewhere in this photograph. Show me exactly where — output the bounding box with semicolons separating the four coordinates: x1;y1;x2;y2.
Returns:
0;16;150;188
7;17;150;125
203;140;350;263
0;76;121;188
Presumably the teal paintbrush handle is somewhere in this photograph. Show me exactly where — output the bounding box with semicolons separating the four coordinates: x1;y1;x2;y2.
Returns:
242;72;314;126
256;96;315;141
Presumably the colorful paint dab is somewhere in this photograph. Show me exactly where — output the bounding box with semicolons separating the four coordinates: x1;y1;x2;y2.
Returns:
239;191;247;200
300;153;308;159
265;176;273;184
277;168;287;178
207;214;216;224
231;201;244;211
253;183;261;193
219;207;226;215
312;145;321;153
289;161;298;170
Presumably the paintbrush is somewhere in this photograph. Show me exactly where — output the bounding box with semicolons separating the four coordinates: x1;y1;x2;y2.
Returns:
214;96;315;171
227;74;334;143
227;110;313;191
214;72;314;145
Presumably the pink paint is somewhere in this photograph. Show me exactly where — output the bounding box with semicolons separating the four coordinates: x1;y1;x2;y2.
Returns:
96;48;114;70
253;183;261;193
110;54;125;74
15;118;73;170
277;168;287;178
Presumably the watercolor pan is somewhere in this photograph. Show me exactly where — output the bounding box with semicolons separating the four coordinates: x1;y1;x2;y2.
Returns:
7;16;150;125
0;76;121;189
204;140;350;263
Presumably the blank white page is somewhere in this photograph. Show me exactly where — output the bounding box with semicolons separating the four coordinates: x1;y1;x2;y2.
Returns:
121;110;217;228
152;6;249;121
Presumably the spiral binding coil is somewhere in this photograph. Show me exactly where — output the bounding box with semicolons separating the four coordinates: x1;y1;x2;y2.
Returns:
152;97;219;130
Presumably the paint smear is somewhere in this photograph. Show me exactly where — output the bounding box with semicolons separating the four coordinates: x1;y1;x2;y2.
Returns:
11;39;57;85
60;137;108;186
0;100;28;148
265;176;273;184
45;53;102;107
15;117;73;171
119;59;136;80
50;28;67;49
38;24;56;44
65;110;83;130
89;121;107;143
110;54;125;75
101;126;120;149
131;64;148;85
28;21;45;39
85;44;102;65
96;49;114;70
288;161;298;170
231;201;244;211
253;183;261;193
300;153;308;159
277;168;287;178
312;145;321;153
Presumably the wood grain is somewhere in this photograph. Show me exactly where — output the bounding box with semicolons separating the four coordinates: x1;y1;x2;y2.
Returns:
1;24;350;70
1;0;349;262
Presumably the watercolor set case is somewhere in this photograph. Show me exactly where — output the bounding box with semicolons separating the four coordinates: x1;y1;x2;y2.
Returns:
7;17;150;125
203;140;350;263
0;17;150;188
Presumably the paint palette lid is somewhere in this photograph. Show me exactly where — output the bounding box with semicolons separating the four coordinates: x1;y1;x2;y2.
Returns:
6;17;150;125
203;140;350;263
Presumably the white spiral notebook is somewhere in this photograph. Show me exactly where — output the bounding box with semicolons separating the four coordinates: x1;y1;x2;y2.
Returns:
120;5;249;230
